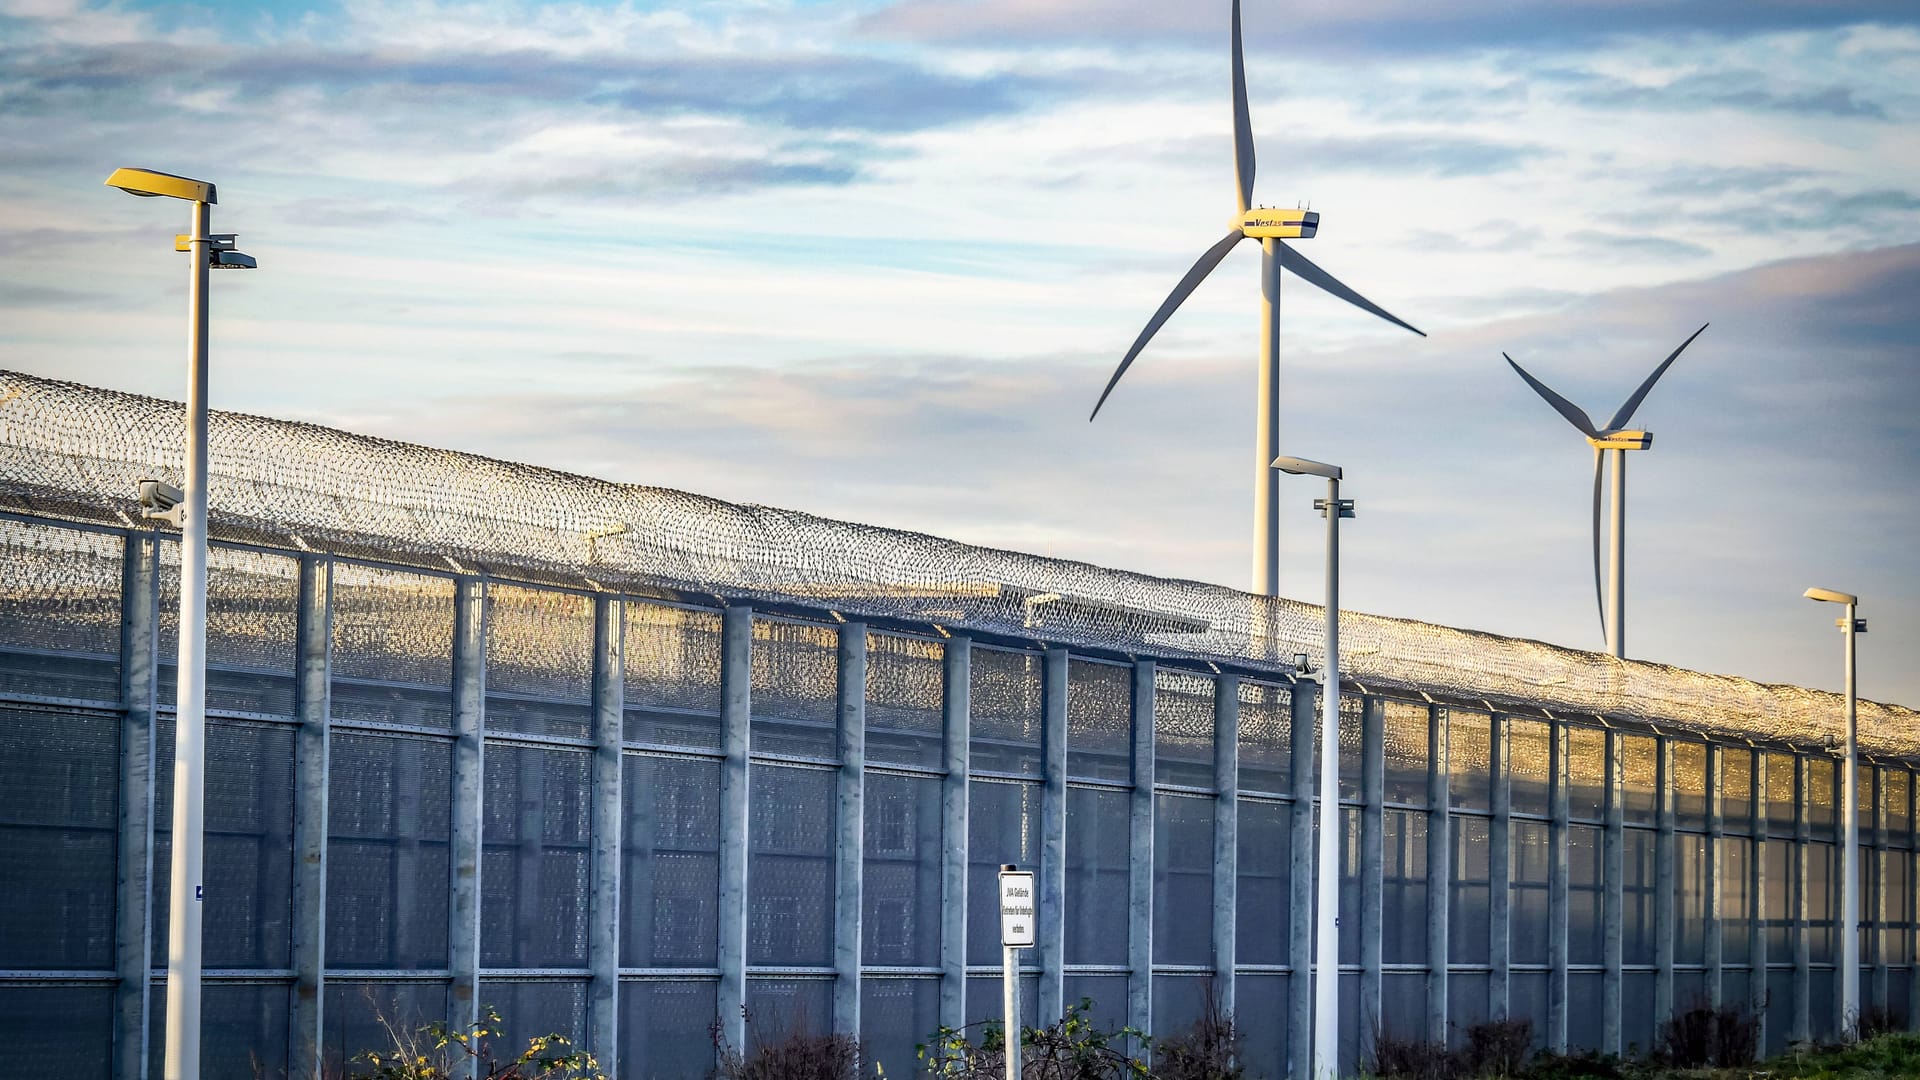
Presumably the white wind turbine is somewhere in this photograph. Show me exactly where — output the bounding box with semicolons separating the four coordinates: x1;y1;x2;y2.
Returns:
1088;0;1425;598
1504;323;1710;659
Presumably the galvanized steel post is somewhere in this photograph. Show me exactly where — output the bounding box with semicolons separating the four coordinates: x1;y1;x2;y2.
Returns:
290;555;333;1079
1705;745;1724;1010
1489;716;1511;1022
1427;705;1451;1044
1126;660;1156;1040
115;533;160;1080
1548;722;1570;1052
1361;697;1385;1060
1037;649;1069;1021
1793;756;1811;1042
939;635;971;1030
833;624;868;1036
447;577;487;1080
1602;730;1624;1055
1654;737;1676;1030
1288;682;1318;1080
1750;750;1771;1050
587;596;624;1067
1213;675;1240;1022
717;605;753;1053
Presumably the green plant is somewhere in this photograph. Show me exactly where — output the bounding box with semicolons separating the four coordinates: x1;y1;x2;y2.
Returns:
920;999;1148;1080
1655;1001;1757;1068
1455;1017;1533;1079
347;1005;606;1080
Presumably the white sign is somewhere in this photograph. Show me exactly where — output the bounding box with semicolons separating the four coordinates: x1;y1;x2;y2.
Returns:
998;869;1036;948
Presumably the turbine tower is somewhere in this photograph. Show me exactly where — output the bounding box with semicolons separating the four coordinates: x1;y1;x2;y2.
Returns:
1504;324;1709;658
1089;0;1425;598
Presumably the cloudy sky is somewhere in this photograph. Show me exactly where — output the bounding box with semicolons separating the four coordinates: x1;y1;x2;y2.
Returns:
3;0;1917;705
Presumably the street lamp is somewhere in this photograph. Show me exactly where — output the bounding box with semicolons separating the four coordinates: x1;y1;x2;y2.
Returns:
106;166;256;1080
1273;454;1352;1080
1804;586;1866;1038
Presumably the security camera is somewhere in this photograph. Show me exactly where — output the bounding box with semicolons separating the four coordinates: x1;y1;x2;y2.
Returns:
138;479;186;527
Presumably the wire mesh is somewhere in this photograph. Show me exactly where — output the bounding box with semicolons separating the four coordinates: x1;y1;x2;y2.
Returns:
2;369;1915;756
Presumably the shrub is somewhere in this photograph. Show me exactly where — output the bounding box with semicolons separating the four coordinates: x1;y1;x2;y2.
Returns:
1655;1000;1756;1068
1518;1049;1626;1080
1151;991;1242;1080
921;998;1147;1080
1456;1017;1532;1079
346;1005;606;1080
712;1010;863;1080
1854;1002;1906;1041
1369;1029;1453;1080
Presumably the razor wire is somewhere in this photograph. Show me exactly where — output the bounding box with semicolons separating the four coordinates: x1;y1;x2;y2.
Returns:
1;368;1914;757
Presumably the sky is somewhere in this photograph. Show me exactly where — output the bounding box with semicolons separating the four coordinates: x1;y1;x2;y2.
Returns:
2;0;1917;706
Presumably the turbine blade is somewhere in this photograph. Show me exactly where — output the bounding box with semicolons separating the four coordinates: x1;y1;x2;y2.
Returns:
1090;230;1247;420
1231;0;1255;215
1504;353;1600;438
1592;447;1608;645
1606;322;1709;431
1274;242;1425;337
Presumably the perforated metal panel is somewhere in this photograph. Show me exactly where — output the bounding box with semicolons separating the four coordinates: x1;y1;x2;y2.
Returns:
1677;833;1709;964
1151;973;1210;1041
623;754;721;968
1448;710;1493;812
750;618;838;758
967;778;1040;966
1566;725;1606;821
1721;836;1753;964
1568;823;1603;965
1237;679;1290;794
1383;810;1429;966
1067;659;1131;783
861;978;939;1076
159;542;300;715
1722;747;1755;832
1153;792;1213;966
331;562;454;728
1065;786;1128;966
1674;740;1708;831
326;732;453;969
322;980;450;1073
152;718;294;968
620;979;718;1079
745;977;833;1048
149;981;290;1080
1381;700;1429;806
481;744;591;968
477;978;588;1057
1237;974;1288;1075
965;973;1039;1029
865;632;944;769
1623;733;1660;825
1508;719;1551;818
1237;797;1291;966
862;772;942;967
486;585;593;738
1624;829;1657;965
0;982;111;1079
1153;669;1214;788
1061;973;1127;1032
748;764;835;966
1767;752;1798;829
1510;820;1551;966
0;519;121;704
970;646;1043;776
1449;816;1492;965
0;705;117;969
624;601;723;714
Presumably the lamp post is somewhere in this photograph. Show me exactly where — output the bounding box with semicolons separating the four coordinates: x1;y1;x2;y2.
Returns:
1273;454;1352;1080
1804;586;1865;1037
105;167;256;1080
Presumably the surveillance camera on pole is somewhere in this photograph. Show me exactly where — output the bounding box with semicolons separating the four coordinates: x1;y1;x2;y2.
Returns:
138;479;186;528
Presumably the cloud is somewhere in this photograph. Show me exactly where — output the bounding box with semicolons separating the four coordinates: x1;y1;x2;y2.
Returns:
1561;69;1889;119
862;0;1920;54
1566;230;1713;261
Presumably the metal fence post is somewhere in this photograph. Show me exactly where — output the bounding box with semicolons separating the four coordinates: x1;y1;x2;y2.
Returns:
447;577;487;1080
1427;705;1451;1046
1654;737;1676;1032
833;624;868;1037
1705;745;1725;1010
1127;661;1157;1043
290;555;333;1079
1037;649;1069;1022
1489;716;1511;1023
1751;750;1770;1050
1547;722;1570;1053
1793;756;1811;1043
940;635;971;1031
115;533;160;1080
717;605;753;1053
1603;729;1624;1055
587;596;624;1068
1213;675;1240;1023
1361;697;1385;1063
1288;681;1318;1080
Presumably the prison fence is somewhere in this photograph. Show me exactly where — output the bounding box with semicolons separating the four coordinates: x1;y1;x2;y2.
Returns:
1;369;1917;1080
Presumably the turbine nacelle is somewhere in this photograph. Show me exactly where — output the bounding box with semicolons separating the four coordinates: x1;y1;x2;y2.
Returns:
1587;430;1652;451
1240;207;1319;240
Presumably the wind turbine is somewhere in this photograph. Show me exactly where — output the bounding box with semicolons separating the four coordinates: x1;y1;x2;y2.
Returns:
1088;0;1425;598
1504;324;1709;659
